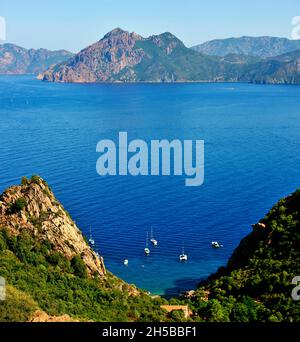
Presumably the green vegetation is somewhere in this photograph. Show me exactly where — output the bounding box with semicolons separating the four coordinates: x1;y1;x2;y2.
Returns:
21;176;29;186
7;198;26;214
131;37;223;82
186;190;300;322
71;256;87;279
0;228;171;322
0;285;38;322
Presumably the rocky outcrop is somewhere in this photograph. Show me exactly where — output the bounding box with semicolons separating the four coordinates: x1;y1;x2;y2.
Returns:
40;28;146;82
0;176;106;277
29;310;79;322
0;44;73;75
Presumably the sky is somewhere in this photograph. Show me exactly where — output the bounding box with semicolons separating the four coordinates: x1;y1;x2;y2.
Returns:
1;0;300;52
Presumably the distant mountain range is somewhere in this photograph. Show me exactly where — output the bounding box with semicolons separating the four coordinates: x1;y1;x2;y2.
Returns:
39;29;300;84
238;50;300;84
192;36;300;58
1;30;300;84
0;44;73;74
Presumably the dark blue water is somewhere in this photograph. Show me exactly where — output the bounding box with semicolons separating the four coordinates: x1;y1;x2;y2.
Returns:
0;76;299;296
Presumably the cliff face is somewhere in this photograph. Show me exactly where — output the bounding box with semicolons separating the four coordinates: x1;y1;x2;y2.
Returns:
0;176;105;277
0;44;73;75
39;28;146;82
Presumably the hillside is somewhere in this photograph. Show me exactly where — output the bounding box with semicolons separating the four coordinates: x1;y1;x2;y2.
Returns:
238;50;300;84
192;36;300;58
186;189;300;322
0;176;168;322
0;44;73;75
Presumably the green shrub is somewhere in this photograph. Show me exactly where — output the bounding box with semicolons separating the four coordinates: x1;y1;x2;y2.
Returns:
31;175;41;184
21;177;29;186
71;256;87;279
7;198;27;214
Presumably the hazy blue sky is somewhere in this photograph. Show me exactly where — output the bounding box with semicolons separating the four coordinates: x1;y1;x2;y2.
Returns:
1;0;300;51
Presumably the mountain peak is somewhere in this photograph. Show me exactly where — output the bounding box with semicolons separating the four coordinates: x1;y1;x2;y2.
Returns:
103;27;129;39
149;32;185;54
158;32;180;39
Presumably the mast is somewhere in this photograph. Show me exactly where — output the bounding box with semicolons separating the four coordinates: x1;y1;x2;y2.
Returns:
150;226;153;240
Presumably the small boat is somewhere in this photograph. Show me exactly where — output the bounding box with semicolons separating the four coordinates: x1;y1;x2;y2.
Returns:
180;254;188;261
150;227;158;246
124;259;129;266
179;244;188;262
144;232;151;255
211;241;222;248
89;226;95;246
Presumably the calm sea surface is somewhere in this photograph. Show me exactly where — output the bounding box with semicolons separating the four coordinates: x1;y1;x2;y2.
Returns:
0;76;299;295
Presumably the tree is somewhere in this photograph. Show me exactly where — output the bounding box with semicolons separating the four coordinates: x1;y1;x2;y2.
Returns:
71;256;87;278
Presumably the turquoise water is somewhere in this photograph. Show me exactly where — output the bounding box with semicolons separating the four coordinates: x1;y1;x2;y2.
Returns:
0;76;299;295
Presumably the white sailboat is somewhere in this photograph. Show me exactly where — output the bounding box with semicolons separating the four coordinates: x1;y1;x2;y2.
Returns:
150;227;158;246
179;244;188;261
144;232;150;255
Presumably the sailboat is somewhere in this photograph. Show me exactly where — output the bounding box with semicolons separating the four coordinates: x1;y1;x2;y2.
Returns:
89;226;95;246
211;241;223;248
150;227;158;246
179;244;188;261
144;232;150;255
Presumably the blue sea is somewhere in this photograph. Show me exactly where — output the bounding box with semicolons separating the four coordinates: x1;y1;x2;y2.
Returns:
0;75;299;296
